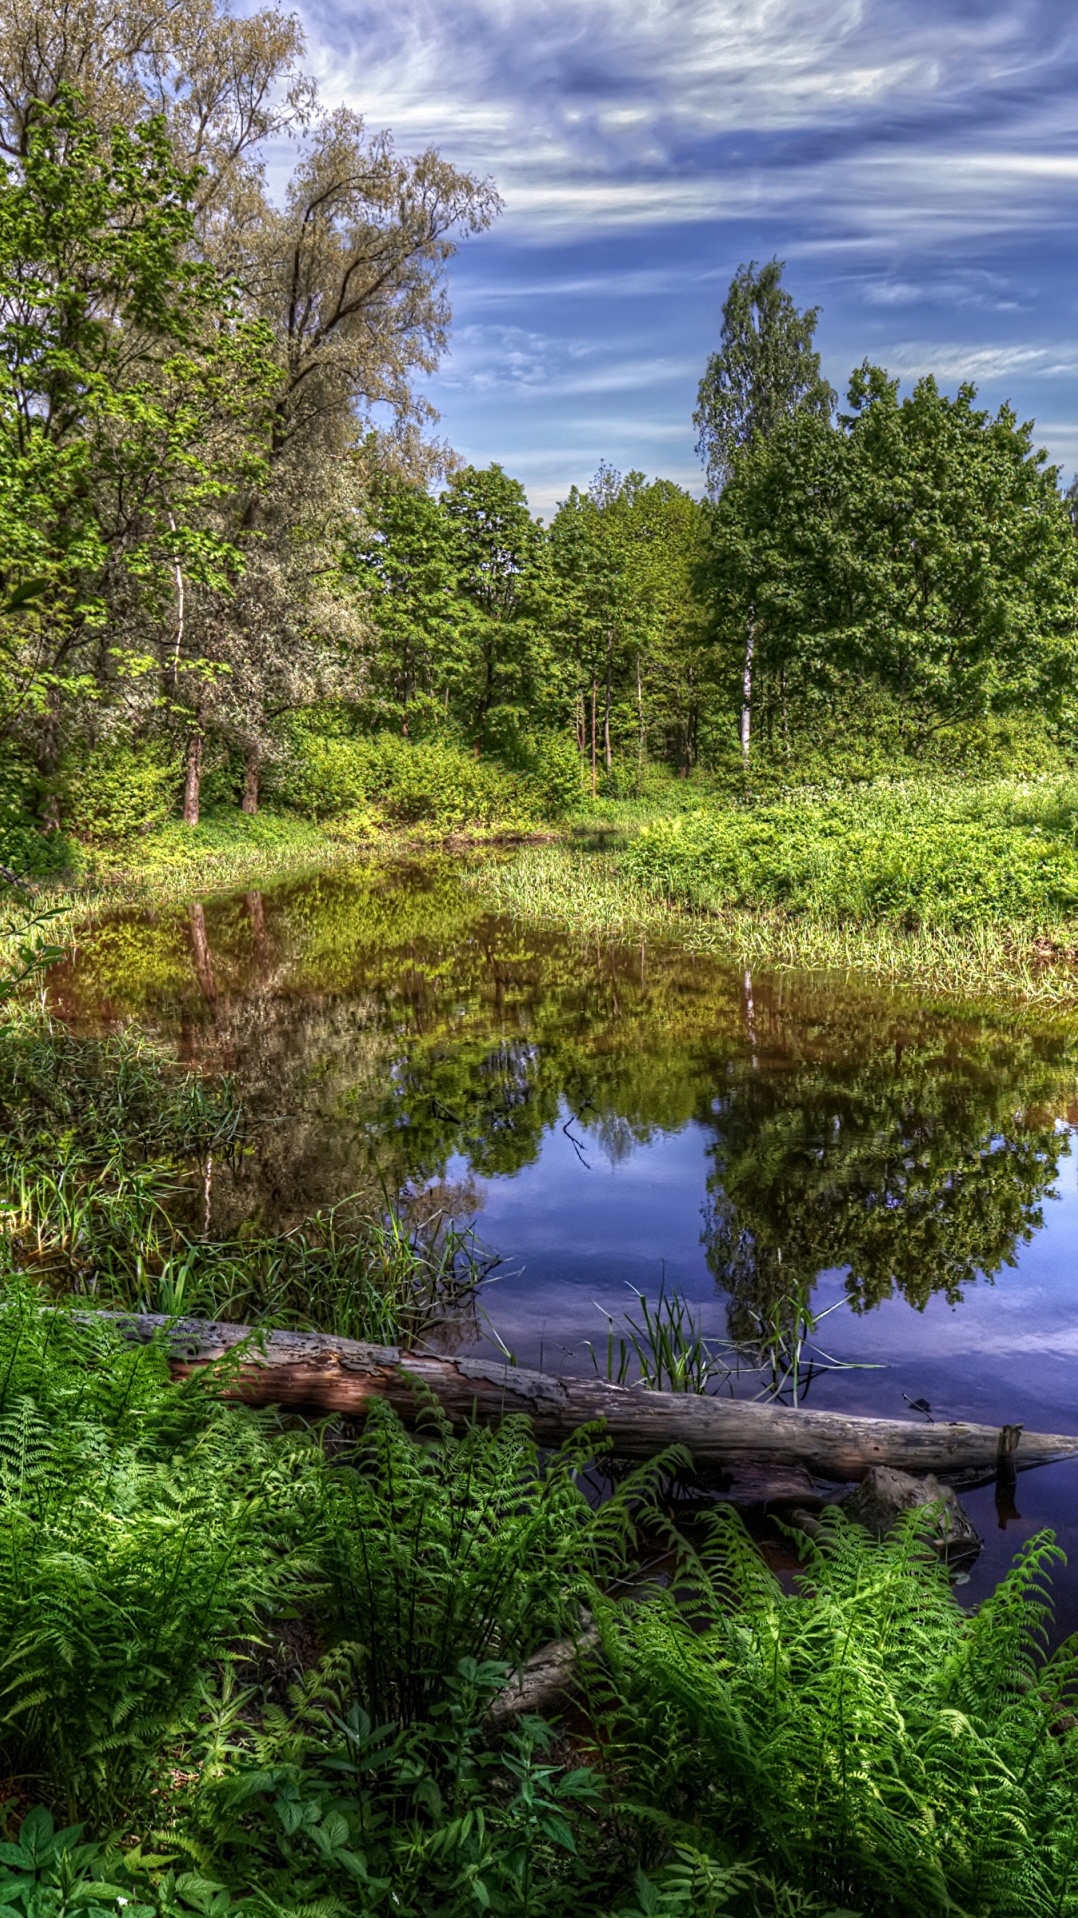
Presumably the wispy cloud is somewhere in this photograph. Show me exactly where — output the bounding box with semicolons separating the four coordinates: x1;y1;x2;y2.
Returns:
299;0;1078;241
290;0;1078;503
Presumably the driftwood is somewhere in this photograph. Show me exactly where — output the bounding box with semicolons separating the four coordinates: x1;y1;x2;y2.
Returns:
101;1312;1078;1488
489;1621;601;1724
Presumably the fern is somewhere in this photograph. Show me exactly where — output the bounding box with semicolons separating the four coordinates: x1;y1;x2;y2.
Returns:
317;1395;670;1725
598;1503;1078;1916
0;1286;321;1824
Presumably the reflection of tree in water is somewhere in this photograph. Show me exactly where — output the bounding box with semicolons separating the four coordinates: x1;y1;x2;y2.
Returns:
702;1003;1071;1341
51;860;1078;1329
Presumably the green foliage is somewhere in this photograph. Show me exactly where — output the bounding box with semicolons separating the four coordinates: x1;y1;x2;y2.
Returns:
707;369;1078;755
0;1285;318;1823
0;755;71;879
268;722;542;831
317;1399;659;1725
693;258;835;498
60;740;180;843
624;777;1078;931
0;89;276;734
601;1504;1078;1916
0;1804;156;1918
3;1266;1078;1916
547;468;711;781
185;1663;607;1918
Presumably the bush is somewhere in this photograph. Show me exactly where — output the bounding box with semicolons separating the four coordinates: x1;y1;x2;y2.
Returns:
60;737;179;842
0;1287;318;1823
623;777;1078;930
0;752;71;880
267;721;543;831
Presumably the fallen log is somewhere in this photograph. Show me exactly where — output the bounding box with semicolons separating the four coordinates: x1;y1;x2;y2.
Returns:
101;1312;1078;1488
488;1621;601;1724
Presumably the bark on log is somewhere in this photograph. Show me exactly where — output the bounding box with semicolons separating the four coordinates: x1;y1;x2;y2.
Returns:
100;1313;1078;1488
488;1622;601;1724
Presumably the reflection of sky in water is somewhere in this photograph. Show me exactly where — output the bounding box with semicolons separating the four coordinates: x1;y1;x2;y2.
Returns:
50;864;1078;1632
456;1101;1078;1429
452;1103;1078;1629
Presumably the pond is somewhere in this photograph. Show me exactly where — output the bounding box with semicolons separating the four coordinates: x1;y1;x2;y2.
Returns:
49;855;1078;1623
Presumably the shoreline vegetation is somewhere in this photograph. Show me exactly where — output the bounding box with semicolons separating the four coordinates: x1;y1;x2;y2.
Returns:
16;765;1078;1006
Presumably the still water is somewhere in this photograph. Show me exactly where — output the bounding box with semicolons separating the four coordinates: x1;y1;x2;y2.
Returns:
49;856;1078;1618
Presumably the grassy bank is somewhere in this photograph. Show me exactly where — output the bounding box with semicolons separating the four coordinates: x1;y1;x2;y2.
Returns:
469;843;1078;1003
12;769;1078;1003
467;775;1078;1003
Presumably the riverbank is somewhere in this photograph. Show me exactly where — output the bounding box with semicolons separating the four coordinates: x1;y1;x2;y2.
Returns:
470;773;1078;1004
10;771;1078;1004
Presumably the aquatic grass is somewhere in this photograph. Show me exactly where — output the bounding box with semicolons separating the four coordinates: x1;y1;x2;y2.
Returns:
470;839;1078;1003
590;1282;885;1407
0;999;497;1344
591;1283;731;1395
129;1200;497;1344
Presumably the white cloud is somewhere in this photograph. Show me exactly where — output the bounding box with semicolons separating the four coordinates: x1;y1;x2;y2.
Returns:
879;343;1078;384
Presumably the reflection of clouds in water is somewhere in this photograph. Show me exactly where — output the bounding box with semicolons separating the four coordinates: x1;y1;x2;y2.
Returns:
400;1175;485;1225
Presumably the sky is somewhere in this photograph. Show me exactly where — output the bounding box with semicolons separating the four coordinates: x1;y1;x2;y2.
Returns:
295;0;1078;518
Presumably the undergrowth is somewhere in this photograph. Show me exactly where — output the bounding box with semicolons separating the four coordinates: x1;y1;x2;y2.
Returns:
0;1002;489;1339
0;1286;1077;1914
472;836;1078;1003
623;776;1078;931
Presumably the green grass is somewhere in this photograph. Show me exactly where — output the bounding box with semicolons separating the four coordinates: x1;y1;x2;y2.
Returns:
622;775;1078;929
470;775;1078;1002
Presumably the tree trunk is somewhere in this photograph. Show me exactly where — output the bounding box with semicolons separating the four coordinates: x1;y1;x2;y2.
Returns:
241;743;260;815
183;728;203;826
740;607;755;766
97;1314;1078;1488
37;687;62;833
636;652;645;793
603;633;613;772
590;678;598;799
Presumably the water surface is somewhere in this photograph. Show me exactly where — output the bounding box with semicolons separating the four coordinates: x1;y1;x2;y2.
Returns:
50;858;1078;1622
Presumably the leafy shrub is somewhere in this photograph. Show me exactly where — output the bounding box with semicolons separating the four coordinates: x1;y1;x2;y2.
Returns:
0;752;71;879
623;777;1078;930
268;718;555;830
0;1288;319;1823
60;738;179;842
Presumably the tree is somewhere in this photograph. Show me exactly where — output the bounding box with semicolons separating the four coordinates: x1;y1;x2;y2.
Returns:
0;0;311;215
443;464;550;747
0;91;278;823
348;478;470;737
0;0;502;834
694;260;834;764
548;468;710;788
706;366;1078;760
547;474;639;794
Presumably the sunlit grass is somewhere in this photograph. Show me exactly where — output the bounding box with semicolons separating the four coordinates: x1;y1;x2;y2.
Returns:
470;841;1078;1004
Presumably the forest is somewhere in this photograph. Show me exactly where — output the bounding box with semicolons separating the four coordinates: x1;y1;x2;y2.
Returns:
7;0;1078;1914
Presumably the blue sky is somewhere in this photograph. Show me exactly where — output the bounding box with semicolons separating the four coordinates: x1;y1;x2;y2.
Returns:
297;0;1078;517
